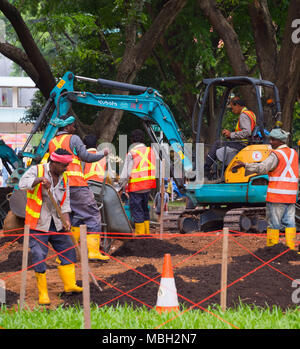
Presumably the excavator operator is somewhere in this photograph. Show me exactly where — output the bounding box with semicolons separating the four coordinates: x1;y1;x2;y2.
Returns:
204;97;256;180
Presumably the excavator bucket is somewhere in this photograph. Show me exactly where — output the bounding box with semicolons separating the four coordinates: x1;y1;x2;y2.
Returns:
87;180;133;235
0;189;25;243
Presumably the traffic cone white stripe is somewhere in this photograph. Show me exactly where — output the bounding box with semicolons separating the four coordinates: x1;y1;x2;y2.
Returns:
155;253;179;313
156;278;179;307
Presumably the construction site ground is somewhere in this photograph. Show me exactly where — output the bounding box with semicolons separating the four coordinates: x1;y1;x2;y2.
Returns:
1;220;300;312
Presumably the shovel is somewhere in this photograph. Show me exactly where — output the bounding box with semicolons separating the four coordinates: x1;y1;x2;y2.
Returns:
46;188;103;292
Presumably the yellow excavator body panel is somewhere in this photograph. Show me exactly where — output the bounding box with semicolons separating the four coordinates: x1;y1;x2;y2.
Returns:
225;144;271;183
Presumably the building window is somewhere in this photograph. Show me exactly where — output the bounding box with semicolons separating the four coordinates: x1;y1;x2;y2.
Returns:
0;87;12;107
18;87;37;108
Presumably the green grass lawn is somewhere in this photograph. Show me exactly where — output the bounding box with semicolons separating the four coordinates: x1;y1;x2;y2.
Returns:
1;303;299;329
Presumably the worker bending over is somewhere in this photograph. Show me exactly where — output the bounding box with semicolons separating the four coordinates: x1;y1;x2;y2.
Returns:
19;148;82;305
119;129;156;235
232;128;298;250
48;116;110;262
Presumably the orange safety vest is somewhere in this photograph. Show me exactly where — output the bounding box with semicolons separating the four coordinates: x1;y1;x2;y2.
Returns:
127;145;156;192
48;134;87;187
235;108;256;133
266;147;299;203
83;149;106;182
25;164;67;229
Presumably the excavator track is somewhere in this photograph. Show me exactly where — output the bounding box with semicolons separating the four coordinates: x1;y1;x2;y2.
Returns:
223;207;267;233
224;203;300;232
178;206;269;234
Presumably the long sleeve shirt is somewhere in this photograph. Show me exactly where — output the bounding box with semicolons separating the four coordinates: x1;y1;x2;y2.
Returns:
56;131;106;163
244;145;288;177
19;163;71;232
230;112;253;140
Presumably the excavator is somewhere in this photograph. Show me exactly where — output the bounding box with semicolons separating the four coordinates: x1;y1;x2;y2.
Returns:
0;71;297;247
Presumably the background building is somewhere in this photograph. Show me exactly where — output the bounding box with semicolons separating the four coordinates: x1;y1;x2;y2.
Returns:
0;55;37;186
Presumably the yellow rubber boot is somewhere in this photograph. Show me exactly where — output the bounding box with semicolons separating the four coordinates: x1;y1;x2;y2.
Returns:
56;227;81;265
144;220;150;235
135;222;145;235
285;227;296;250
57;264;83;293
266;228;279;247
35;272;51;305
86;234;110;261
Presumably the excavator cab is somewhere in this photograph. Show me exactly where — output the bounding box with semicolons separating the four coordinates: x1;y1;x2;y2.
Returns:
193;76;281;183
179;76;283;234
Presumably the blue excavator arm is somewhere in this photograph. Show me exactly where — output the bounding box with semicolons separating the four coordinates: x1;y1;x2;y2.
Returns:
6;71;193;187
0;140;23;173
32;71;193;174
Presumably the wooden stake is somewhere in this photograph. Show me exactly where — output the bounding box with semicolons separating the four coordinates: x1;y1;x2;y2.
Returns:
19;224;30;309
80;224;91;329
220;227;229;312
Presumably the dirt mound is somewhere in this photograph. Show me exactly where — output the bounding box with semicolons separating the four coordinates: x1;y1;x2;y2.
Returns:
232;243;300;264
113;237;197;258
1;234;299;311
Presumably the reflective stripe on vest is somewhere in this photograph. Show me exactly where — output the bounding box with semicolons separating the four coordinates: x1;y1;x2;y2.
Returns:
48;134;87;187
25;164;44;229
266;147;299;203
235;108;256;143
127;146;156;192
84;149;106;182
235;108;256;132
25;164;68;229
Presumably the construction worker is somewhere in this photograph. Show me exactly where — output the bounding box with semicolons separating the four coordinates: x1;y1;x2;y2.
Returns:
19;148;82;305
48;116;110;262
204;97;256;179
82;134;107;183
232;128;299;250
119;129;156;235
153;190;169;217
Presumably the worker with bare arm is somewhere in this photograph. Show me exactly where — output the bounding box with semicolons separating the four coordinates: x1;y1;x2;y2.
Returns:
232;128;299;250
48;116;110;262
119;129;156;235
19;148;82;305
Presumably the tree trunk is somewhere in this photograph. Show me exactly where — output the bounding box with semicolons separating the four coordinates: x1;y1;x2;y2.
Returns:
0;0;55;97
95;0;188;143
198;0;300;137
275;0;300;134
197;0;258;140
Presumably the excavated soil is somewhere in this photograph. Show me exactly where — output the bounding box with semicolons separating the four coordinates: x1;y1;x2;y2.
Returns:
1;228;300;311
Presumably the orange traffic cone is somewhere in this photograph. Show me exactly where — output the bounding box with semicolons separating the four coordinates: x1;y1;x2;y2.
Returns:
156;253;179;313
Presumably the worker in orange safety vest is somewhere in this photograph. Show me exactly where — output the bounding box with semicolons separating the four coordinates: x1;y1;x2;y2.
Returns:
48;116;110;262
232;128;299;250
19;148;82;305
82;134;107;183
118;129;156;235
